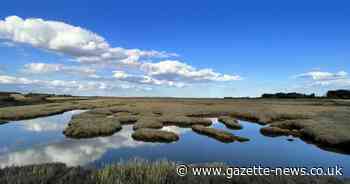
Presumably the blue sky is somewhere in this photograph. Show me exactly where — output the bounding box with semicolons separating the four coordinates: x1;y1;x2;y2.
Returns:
0;0;349;97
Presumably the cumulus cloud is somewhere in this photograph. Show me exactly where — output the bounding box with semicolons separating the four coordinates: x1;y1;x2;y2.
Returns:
0;75;34;85
0;75;99;91
0;74;146;93
113;71;185;87
141;60;242;82
0;16;176;66
0;15;242;93
104;60;243;88
112;60;243;88
112;59;242;88
23;62;99;78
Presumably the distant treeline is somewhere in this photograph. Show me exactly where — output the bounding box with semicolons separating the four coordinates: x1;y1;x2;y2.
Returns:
0;91;72;97
24;92;72;98
260;90;350;99
327;90;350;99
261;92;315;99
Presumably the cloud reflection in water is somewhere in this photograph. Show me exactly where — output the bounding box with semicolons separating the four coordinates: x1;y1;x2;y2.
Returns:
0;124;190;168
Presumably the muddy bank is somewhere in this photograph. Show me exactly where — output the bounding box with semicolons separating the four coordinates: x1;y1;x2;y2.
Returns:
0;162;348;184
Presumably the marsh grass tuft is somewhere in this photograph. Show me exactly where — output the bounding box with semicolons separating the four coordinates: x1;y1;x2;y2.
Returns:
95;159;174;184
0;160;349;184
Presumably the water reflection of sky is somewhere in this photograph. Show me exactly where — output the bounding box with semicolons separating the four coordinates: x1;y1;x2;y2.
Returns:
0;126;146;167
0;111;189;167
0;112;349;176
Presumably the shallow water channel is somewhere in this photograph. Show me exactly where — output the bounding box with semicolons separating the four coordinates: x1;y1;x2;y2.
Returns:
0;110;349;176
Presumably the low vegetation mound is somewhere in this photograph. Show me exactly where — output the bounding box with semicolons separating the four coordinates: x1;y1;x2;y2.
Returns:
260;126;297;137
133;118;163;130
192;125;249;143
160;116;212;127
116;116;139;125
218;116;243;129
132;128;179;143
64;112;122;138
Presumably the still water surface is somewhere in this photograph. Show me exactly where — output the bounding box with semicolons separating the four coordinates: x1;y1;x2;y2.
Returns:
0;110;349;175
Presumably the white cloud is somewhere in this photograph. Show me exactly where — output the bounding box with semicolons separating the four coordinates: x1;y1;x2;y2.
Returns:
0;15;242;93
112;60;243;88
0;74;148;93
23;63;61;74
113;70;185;87
0;16;176;66
0;75;35;85
23;60;242;88
23;62;99;78
294;71;347;81
141;60;242;83
294;70;350;88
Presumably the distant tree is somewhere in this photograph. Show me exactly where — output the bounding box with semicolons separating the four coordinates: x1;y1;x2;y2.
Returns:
327;90;350;99
261;92;316;99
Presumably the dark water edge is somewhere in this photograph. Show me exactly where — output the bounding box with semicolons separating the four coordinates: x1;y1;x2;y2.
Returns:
0;111;349;176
